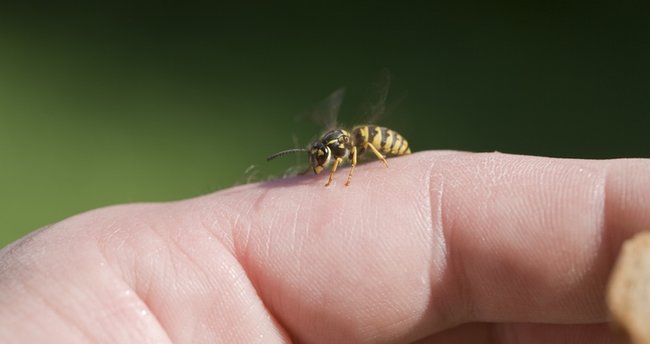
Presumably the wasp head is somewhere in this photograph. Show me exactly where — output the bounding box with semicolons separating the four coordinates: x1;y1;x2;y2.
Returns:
309;141;330;174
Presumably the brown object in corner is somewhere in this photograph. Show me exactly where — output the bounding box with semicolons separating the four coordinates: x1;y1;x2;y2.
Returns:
608;231;650;344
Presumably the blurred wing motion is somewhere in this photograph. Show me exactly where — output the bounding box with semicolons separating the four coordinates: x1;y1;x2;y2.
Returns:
310;87;345;131
358;68;407;125
360;68;391;124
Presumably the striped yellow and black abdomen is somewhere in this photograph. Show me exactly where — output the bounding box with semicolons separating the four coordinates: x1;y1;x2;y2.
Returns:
352;125;411;156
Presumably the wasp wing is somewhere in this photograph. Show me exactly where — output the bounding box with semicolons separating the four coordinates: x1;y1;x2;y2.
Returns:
309;87;345;131
358;68;391;124
357;68;407;125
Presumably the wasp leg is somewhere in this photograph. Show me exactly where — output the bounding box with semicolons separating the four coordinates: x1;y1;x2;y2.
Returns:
325;157;343;187
345;146;357;186
366;143;389;168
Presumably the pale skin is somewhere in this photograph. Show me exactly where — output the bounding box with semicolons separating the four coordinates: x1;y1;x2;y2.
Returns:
1;151;649;343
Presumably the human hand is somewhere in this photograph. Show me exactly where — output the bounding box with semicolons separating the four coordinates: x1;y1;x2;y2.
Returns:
1;151;648;343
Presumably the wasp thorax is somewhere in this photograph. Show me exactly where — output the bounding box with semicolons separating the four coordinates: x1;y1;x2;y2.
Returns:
309;142;330;174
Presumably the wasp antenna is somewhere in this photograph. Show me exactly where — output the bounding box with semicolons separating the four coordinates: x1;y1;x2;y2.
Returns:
266;148;307;161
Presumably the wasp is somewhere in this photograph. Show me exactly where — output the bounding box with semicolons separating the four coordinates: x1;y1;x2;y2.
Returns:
267;125;411;186
268;72;411;186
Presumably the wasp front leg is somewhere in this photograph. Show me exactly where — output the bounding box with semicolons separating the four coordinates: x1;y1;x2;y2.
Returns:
345;146;357;186
325;157;343;187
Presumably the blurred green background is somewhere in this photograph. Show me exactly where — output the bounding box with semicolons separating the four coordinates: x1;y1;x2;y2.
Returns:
1;2;649;248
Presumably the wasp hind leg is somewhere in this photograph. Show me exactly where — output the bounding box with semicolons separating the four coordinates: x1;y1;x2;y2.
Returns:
366;143;389;168
345;146;357;186
325;157;343;187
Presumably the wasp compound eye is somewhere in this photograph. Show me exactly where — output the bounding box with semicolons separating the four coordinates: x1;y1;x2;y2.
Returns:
308;143;326;164
317;147;329;166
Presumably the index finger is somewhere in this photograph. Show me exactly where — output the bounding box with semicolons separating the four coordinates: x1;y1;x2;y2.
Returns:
203;151;650;342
